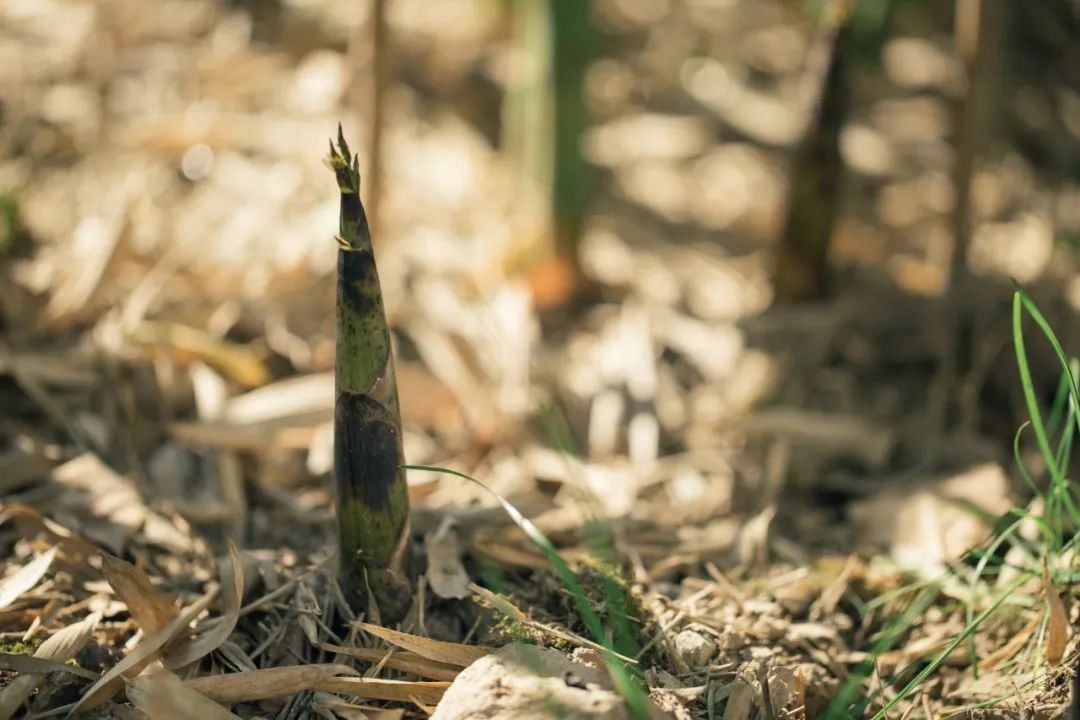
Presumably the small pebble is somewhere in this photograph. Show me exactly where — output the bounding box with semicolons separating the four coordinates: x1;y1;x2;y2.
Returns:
674;628;717;669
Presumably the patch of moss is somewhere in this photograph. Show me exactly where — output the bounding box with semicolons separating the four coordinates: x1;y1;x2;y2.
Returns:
0;193;31;258
475;552;660;666
570;555;653;660
487;612;573;653
0;637;44;655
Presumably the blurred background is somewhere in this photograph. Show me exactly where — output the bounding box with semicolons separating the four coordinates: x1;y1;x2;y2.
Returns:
2;0;1080;714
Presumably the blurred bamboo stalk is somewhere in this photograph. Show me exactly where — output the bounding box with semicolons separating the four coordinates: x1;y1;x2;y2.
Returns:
772;0;854;303
928;0;1003;438
949;0;1001;289
502;0;554;227
328;129;411;623
367;0;389;235
550;0;594;261
501;0;595;308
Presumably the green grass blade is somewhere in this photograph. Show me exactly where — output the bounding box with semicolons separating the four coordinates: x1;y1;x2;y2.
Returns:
824;585;939;718
402;464;652;720
868;574;1029;720
1013;292;1061;484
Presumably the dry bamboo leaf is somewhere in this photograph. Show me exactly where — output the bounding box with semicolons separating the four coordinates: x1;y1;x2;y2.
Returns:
471;538;550;569
0;503;99;559
102;554;180;636
168;418;323;451
71;584;219;714
978;614;1039;671
0;546;57;610
1043;558;1067;665
222;372;333;424
0;652;99;680
313;676;450;705
0;611;100;720
23;596;62;641
127;670;241;720
721;675;755;720
0;445;56;496
372;710;406;720
184;664;358;704
315;695;405;720
354;623;493;668
424;519;470;600
469;584;527;622
129;321;269;388
165;540;244;670
321;643;460;681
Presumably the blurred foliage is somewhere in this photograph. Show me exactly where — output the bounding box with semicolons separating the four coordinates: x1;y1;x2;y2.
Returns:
0;193;30;259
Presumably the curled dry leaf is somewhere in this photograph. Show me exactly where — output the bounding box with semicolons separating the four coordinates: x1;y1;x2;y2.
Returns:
128;670;241;720
101;553;179;636
165;540;244;670
184;664;358;705
0;503;98;559
354;622;493;668
0;546;57;610
0;610;100;720
294;581;321;646
425;518;470;599
71;584;219;714
1043;558;1067;665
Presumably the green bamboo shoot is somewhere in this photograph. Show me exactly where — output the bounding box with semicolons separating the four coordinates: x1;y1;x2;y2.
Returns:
773;0;853;303
328;127;412;623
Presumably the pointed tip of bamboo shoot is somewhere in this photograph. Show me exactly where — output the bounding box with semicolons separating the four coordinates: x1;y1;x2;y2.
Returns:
328;126;370;251
327;127;361;195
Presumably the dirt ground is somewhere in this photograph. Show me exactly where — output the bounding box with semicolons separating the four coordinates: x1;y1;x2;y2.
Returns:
2;0;1080;718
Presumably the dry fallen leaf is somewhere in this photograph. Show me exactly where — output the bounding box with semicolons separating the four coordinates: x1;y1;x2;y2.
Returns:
425;518;470;600
129;321;269;388
185;664;358;704
165;540;244;669
314;695;405;720
0;610;100;720
72;584;220;714
978;614;1040;671
128;670;242;720
722;674;755;720
102;553;180;636
0;652;99;680
321;643;460;681
0;503;99;559
313;676;450;705
355;622;493;668
0;546;57;610
1043;557;1067;665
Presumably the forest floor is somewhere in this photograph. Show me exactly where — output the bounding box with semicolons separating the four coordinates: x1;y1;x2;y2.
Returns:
1;1;1079;718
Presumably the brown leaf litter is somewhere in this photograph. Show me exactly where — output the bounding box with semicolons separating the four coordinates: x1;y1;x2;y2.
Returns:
2;0;1079;718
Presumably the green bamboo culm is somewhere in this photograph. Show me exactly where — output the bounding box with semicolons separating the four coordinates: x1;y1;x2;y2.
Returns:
328;126;412;623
